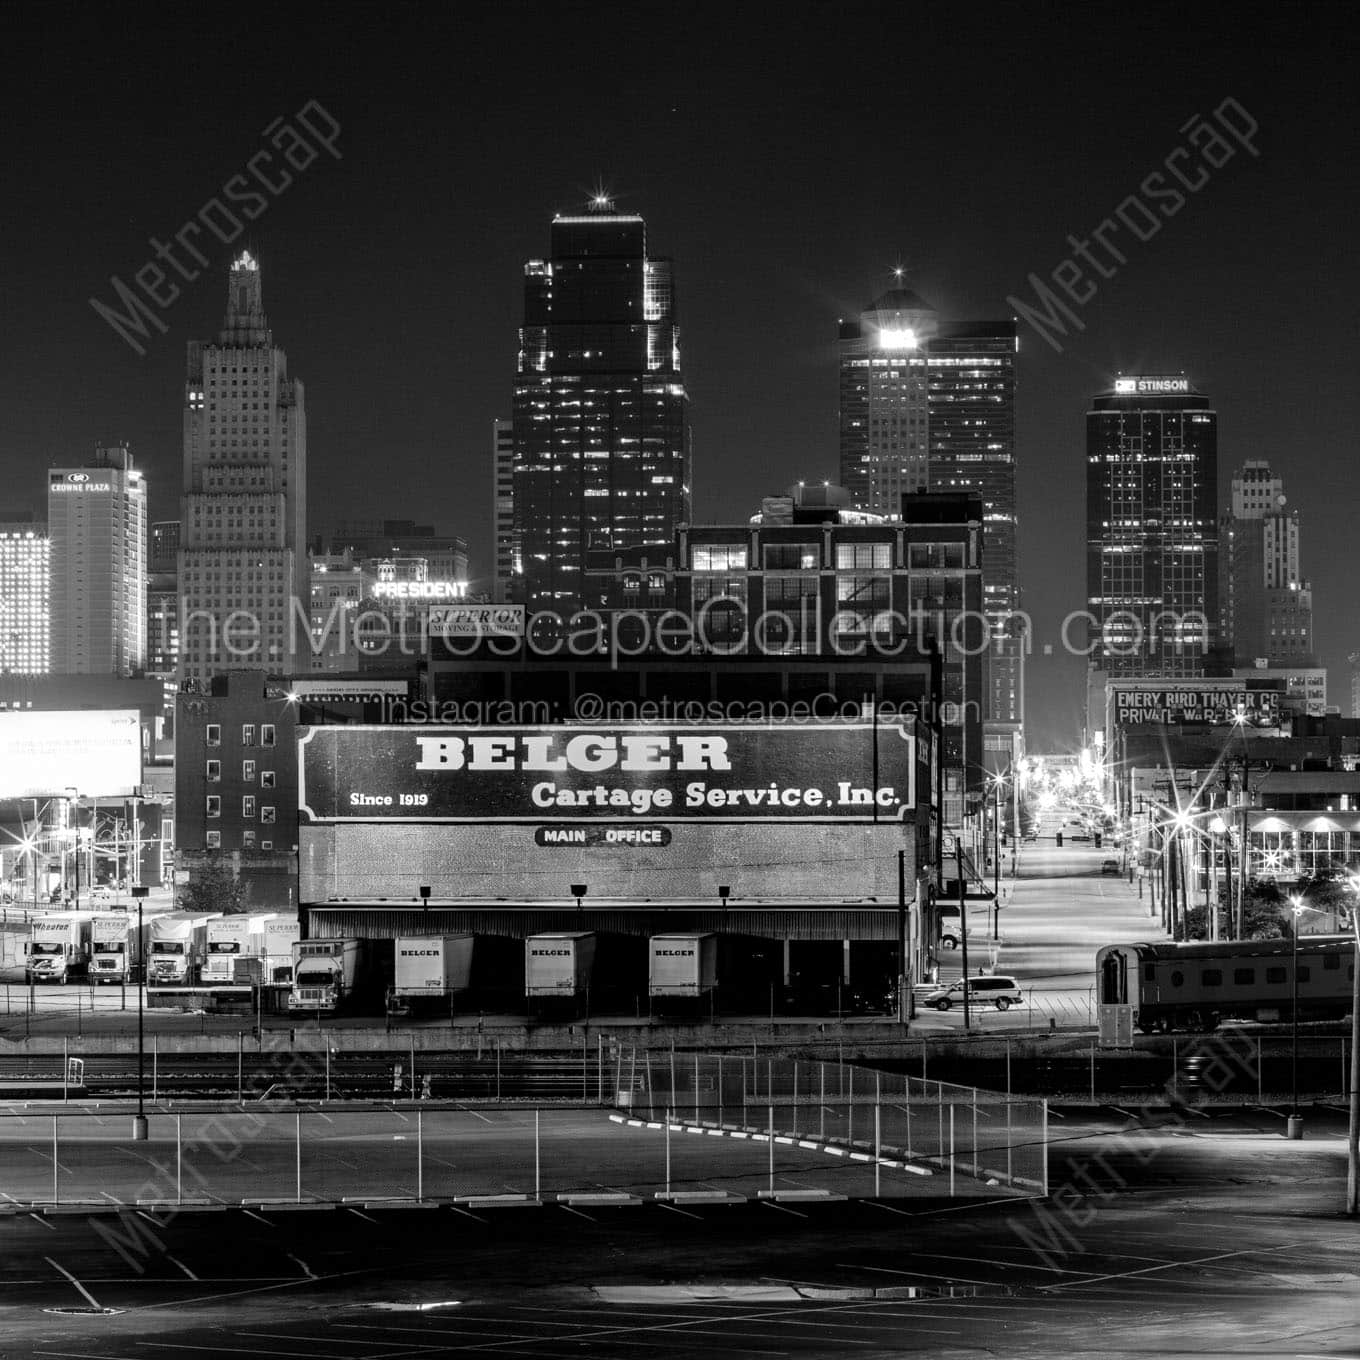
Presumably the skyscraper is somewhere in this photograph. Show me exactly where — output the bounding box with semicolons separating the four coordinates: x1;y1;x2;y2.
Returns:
838;286;1020;728
0;514;49;675
512;200;690;611
492;417;516;603
178;252;307;688
1086;376;1218;677
1219;460;1314;667
47;445;146;675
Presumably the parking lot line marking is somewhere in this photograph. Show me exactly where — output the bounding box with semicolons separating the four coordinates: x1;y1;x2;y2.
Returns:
28;1213;56;1229
44;1257;103;1311
658;1202;702;1220
242;1209;274;1226
166;1255;199;1281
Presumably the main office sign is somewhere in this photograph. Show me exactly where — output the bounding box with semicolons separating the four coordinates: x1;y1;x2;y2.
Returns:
298;723;915;824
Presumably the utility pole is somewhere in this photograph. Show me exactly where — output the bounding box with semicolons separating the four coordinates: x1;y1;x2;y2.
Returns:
957;840;970;1032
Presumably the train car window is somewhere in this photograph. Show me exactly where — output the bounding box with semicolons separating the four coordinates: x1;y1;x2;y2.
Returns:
1171;970;1184;987
1324;956;1340;971
1266;966;1286;984
1201;969;1222;987
1143;964;1155;982
1298;966;1311;983
1233;968;1254;985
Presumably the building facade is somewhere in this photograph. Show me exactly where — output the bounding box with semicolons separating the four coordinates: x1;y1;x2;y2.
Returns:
838;288;1020;728
174;671;298;910
1086;376;1218;677
0;514;49;675
1219;460;1314;669
179;252;307;690
512;201;691;611
492;417;516;602
48;445;146;675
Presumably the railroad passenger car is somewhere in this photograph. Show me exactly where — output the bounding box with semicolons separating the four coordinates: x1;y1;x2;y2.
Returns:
1097;937;1356;1033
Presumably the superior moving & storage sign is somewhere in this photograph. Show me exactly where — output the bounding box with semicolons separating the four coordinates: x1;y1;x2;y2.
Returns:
298;723;915;824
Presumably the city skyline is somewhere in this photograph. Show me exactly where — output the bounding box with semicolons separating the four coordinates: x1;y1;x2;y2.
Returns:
1;5;1356;746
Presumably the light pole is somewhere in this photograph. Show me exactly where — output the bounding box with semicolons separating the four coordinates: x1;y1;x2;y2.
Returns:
1344;873;1360;1216
1287;894;1306;1140
132;884;148;1139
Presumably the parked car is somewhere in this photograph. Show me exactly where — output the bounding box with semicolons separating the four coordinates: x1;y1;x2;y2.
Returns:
924;975;1024;1012
1100;859;1121;876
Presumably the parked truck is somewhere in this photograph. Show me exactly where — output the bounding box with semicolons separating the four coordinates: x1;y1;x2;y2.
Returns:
90;913;134;985
201;913;277;987
263;916;301;986
524;932;596;1002
388;934;474;1015
148;911;219;987
288;938;369;1014
26;915;90;984
648;933;718;999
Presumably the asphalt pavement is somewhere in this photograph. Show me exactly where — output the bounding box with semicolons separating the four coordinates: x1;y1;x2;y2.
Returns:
1;1108;1356;1358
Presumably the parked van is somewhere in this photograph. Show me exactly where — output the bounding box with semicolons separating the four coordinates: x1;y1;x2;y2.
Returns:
925;975;1024;1011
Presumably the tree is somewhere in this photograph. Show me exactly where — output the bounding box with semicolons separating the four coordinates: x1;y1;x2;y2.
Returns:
1184;878;1286;940
177;857;245;916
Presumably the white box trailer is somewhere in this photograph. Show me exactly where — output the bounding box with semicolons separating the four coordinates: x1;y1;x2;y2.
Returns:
649;933;718;998
201;912;278;986
26;915;90;984
289;938;368;1013
525;932;596;999
148;911;220;986
90;913;133;985
392;935;475;1004
263;916;301;985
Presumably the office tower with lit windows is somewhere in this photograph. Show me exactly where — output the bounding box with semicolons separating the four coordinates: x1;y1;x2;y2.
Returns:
512;200;690;610
1086;376;1218;677
838;287;1020;730
492;417;516;602
48;445;146;675
179;252;307;688
1219;460;1314;667
0;513;49;675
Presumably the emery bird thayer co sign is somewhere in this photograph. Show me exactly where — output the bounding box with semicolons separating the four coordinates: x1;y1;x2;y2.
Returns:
298;724;915;824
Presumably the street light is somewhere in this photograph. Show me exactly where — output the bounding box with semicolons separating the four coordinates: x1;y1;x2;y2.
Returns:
1288;894;1307;1140
1345;873;1360;1215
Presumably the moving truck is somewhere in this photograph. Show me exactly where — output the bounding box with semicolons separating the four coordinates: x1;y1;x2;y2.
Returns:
26;915;89;984
148;911;219;986
389;934;474;1014
201;913;275;986
90;914;133;985
264;916;301;985
288;939;367;1013
648;933;718;998
525;932;596;1000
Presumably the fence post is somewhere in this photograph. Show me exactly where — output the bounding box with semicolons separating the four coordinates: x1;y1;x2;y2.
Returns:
295;1111;302;1203
768;1059;774;1133
534;1109;541;1201
718;1053;725;1125
874;1075;881;1198
937;1081;943;1165
694;1051;700;1123
52;1116;58;1204
237;1031;243;1105
410;1039;416;1100
669;1044;676;1111
153;1036;158;1103
176;1114;183;1204
1006;1039;1012;1096
1258;1038;1263;1102
1042;1100;1049;1196
904;1071;912;1158
417;1109;424;1203
598;1034;604;1105
1005;1101;1012;1186
848;1066;854;1146
820;1064;826;1141
498;1039;503;1102
1089;1042;1095;1104
948;1104;955;1197
665;1107;671;1198
973;1094;978;1177
767;1104;777;1191
325;1045;331;1102
792;1063;798;1138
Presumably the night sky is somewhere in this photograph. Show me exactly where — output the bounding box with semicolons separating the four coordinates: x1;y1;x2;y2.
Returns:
3;1;1357;746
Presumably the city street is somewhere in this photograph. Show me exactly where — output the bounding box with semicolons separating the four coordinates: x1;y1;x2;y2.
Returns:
915;832;1165;1032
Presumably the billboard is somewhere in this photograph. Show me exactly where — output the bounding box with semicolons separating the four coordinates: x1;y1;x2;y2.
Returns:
0;710;142;798
299;723;916;824
1111;686;1280;727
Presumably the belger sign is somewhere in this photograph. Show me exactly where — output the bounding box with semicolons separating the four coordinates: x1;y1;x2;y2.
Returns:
298;723;916;824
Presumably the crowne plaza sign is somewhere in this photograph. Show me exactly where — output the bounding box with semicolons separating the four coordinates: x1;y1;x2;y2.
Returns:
298;723;916;824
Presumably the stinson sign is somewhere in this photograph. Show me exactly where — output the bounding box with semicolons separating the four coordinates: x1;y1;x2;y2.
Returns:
298;723;915;824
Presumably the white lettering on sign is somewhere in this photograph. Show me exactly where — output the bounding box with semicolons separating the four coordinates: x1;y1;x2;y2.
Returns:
371;581;467;599
414;733;731;773
1114;376;1190;395
50;481;113;493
